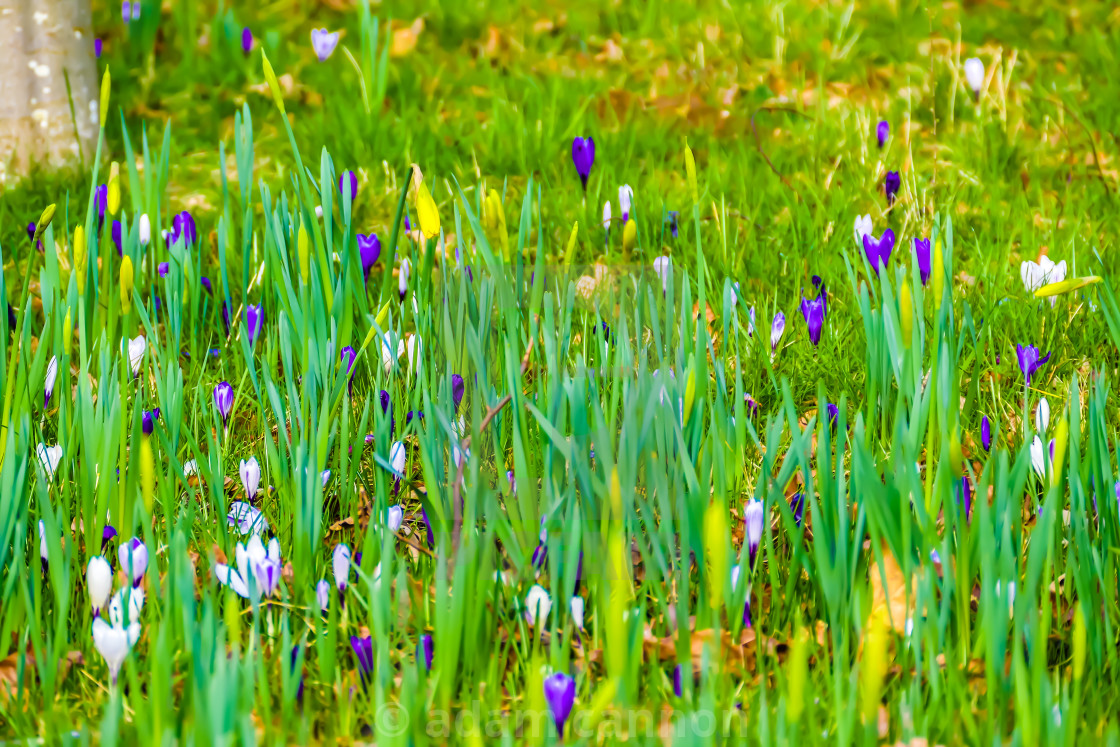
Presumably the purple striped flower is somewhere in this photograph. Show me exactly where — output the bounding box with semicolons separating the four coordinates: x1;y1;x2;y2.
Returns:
862;229;895;275
357;234;381;280
790;493;805;527
914;238;931;286
744;500;763;567
981;415;991;452
141;410;154;435
214;382;234;425
241;27;253;55
418;634;433;671
876;120;889;148
246;304;263;347
571;137;595;191
543;672;576;737
451;374;465;414
1016;344;1051;386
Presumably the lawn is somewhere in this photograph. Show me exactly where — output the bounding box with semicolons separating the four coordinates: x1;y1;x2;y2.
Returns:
3;0;1120;744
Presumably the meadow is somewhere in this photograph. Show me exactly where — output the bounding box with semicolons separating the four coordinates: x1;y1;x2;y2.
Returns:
3;0;1120;744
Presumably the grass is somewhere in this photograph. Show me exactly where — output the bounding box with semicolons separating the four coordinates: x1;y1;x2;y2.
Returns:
3;0;1120;744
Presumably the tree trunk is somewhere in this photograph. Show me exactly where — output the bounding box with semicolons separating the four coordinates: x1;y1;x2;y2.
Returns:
0;0;97;182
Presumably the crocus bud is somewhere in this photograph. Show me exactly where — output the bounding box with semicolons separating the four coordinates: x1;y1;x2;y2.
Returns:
261;49;286;115
744;500;764;567
62;309;72;357
570;596;585;628
398;258;410;301
387;505;403;532
239;456;260;499
44;355;58;407
543;672;576;738
332;543;351;593
786;626;811;723
418;634;433;671
245;304;263;348
138;214;151;246
316;579;330;613
621;219;637;256
214;381;234;426
860;615;889;724
99;67;111;126
1052;418;1069;488
964;57;985;97
484;189;509;260
932;237;944;304
525;584;552;627
389;441;407;477
119;538;148;587
119;255;134;314
618;184;634;222
876;120;889;148
87;556;113;614
128;335;145;377
684;140;697;203
703;501;728;610
981;415;992;452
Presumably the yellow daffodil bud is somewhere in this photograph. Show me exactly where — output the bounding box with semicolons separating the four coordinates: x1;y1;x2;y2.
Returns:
683;364;697;425
62;309;72;358
786;626;811;723
139;435;155;513
860;615;889;724
99;67;111;126
261;50;286;115
621;219;637;256
416;179;440;240
932;237;944;305
1051;418;1069;488
107;163;121;216
484;189;508;260
37;204;56;236
684;140;698;203
563;222;579;271
119;255;134;314
73;226;87;296
297;222;310;281
1072;605;1086;681
1035;276;1101;298
899;278;913;348
703;501;728;611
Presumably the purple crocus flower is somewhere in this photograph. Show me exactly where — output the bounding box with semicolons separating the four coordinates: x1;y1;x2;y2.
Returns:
812;275;828;316
131;0;140;20
201;277;213;294
379;390;395;435
214;382;234;425
112;220;123;256
451;374;465;414
101;524;118;553
744;500;763;568
350;635;374;685
171;211;197;247
95;39;103;58
799;294;825;346
876;120;889;148
826;402;840;430
357;234;381;280
406;410;424;427
158;262;170;277
121;1;130;20
770;312;785;353
981;416;992;452
141;410;154;435
960;477;972;522
672;664;683;697
246;304;263;348
290;645;305;702
96;185;108;227
1016;344;1051;386
339;171;358;202
418;634;433;671
241;27;253;55
543;672;576;738
221;303;231;335
311;28;340;62
571;137;595;191
667;211;679;239
862;229;895;275
884;171;901;205
914;238;931;286
790;493;805;527
26;222;37;243
341;346;357;392
421;508;434;548
119;537;148;588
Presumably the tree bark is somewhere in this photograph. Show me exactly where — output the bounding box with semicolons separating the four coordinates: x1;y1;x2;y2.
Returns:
0;0;97;182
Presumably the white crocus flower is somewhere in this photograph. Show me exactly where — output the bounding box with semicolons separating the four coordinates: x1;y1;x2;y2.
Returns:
227;501;269;536
215;535;282;600
618;184;634;220
389;441;407;477
387;505;404;532
602;201;612;229
652;256;671;293
854;214;873;246
108;586;145;627
524;584;552;627
1035;398;1050;435
86;556;113;615
92;617;141;684
138;214;151;246
239;457;261;499
570;596;585;629
964;58;985;96
128;335;146;377
44;355;58;407
1031;436;1047;477
1021;256;1067;306
36;443;63;482
332;543;351;592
